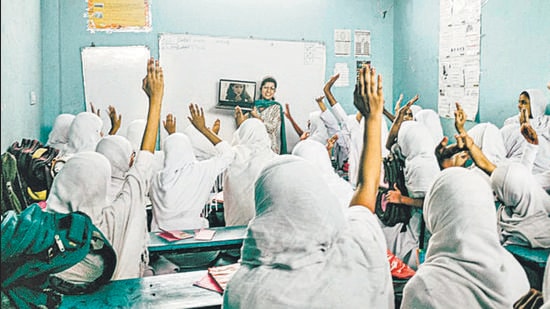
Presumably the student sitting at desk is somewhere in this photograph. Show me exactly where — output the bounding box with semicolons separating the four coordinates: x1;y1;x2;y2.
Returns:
46;56;164;280
223;65;394;308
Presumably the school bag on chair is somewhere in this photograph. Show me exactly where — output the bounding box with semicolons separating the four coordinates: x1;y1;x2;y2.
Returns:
375;146;412;229
1;204;116;308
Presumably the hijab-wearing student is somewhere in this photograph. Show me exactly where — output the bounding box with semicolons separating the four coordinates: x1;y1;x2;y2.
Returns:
253;76;287;154
223;108;277;227
500;88;550;188
46;113;75;150
95;135;135;203
413;108;444;147
149;105;235;232
401;167;530;308
292;139;354;210
46;56;164;280
61;111;104;156
224;65;394;309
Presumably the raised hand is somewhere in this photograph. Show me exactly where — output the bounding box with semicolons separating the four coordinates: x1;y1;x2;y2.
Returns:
89;102;100;117
142;57;164;100
250;106;261;120
107;105;122;135
326;134;338;152
323;74;340;106
454;102;467;134
187;103;207;133
235;106;247;128
212;118;221;134
353;66;370;116
163;113;176;135
396;95;419;121
393;94;404;114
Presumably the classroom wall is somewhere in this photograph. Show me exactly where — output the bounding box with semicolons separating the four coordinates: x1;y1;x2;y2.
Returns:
39;0;395;145
1;0;43;152
393;0;550;140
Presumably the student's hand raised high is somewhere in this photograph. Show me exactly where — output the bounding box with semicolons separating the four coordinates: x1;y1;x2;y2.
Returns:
454;102;467;134
323;73;339;106
235;106;247;128
163;113;176;135
211;118;221;135
89;102;101;117
354;64;384;117
108;105;122;135
395;95;419;122
142;57;164;101
188;103;209;133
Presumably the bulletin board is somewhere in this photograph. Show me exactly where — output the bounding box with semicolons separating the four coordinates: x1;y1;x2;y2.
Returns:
81;46;151;137
159;34;327;150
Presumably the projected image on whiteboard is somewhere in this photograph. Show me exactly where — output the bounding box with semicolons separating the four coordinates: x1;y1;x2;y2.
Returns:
217;79;256;110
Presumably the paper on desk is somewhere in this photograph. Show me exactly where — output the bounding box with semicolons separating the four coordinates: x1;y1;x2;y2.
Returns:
157;230;193;242
194;229;216;241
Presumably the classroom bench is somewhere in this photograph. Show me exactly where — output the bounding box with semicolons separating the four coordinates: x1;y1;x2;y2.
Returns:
59;270;222;309
148;225;247;254
504;244;549;290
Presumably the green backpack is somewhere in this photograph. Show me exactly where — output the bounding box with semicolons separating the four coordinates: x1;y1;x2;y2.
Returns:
1;152;30;215
1;204;116;308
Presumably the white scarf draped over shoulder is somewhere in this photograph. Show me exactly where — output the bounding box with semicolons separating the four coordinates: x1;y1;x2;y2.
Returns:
47;113;75;150
292;139;353;210
223;118;277;226
491;162;550;248
223;155;394;309
402;167;530;308
62;112;103;156
397;121;440;198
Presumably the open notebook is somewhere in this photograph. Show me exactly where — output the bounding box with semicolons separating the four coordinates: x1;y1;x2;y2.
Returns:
193;263;241;294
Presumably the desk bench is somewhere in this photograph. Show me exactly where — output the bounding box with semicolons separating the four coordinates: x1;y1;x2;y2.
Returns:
148;225;247;254
59;270;221;309
505;244;549;290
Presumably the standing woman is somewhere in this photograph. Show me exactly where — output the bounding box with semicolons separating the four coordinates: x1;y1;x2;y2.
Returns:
254;76;287;154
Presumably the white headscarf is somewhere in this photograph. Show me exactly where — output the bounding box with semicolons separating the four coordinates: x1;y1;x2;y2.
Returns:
467;122;507;165
491;162;550;248
414;109;444;146
397;121;440;198
150;133;234;231
183;124;218;161
292;139;353;210
402;167;530;308
223;155;394;309
125;119;147;152
95;135;134;202
62;112;103;156
307;110;329;144
47;113;75;150
223;118;276;226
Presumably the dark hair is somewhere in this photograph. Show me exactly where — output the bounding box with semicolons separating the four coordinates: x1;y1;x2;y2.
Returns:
225;83;252;102
260;77;277;100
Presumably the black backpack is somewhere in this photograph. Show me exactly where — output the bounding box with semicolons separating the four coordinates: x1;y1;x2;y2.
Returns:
1;204;116;308
375;147;412;228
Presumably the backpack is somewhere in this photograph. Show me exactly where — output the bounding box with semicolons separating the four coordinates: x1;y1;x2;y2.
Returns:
1;204;116;308
6;138;61;203
1;152;30;215
375;147;412;228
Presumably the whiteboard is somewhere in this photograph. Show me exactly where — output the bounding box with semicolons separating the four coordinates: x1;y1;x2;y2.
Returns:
81;46;151;138
159;34;326;151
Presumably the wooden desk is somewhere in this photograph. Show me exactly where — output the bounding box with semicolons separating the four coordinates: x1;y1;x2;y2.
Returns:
148;225;247;254
59;270;222;309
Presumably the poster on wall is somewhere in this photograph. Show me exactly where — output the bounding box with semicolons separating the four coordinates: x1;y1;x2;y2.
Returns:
87;0;151;32
438;0;481;120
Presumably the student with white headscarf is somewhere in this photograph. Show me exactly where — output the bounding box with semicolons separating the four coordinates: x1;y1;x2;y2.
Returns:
223;110;277;227
292;138;353;210
501;89;550;188
149;105;235;232
401;167;530;308
414;108;444;147
46;56;164;280
224;65;394;308
382;120;440;269
46;113;75;150
95;135;135;203
61;111;104;156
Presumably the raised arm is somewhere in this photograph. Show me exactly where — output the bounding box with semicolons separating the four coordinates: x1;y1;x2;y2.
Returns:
454;102;467;134
107;105;122;135
140;57;164;153
284;103;304;137
188;103;222;145
386;95;419;150
323;74;340;107
456;132;496;175
349;64;384;212
163;113;176;135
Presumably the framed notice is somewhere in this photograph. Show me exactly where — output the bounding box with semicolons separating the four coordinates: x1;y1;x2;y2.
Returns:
87;0;151;32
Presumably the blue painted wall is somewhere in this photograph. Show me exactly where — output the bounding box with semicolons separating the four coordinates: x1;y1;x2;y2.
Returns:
1;0;548;151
